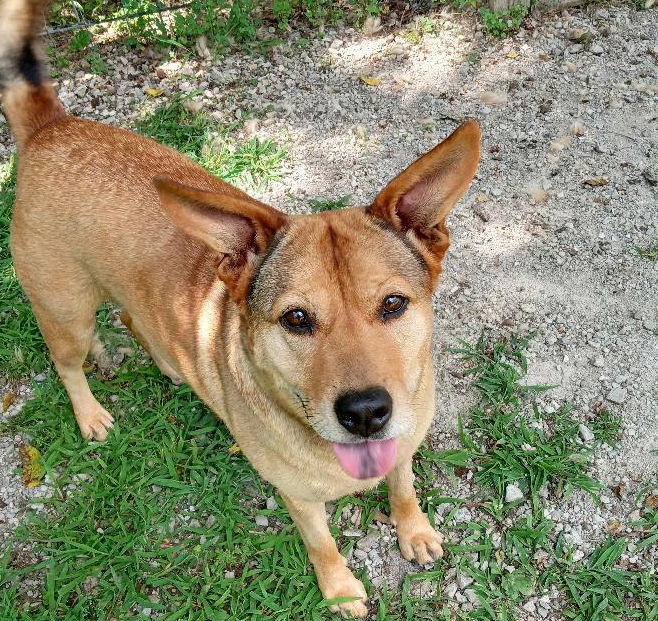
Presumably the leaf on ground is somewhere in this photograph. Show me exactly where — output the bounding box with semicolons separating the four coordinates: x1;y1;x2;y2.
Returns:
506;50;519;59
228;443;241;454
19;444;45;487
645;495;658;509
2;391;17;412
144;88;165;98
359;74;381;87
479;90;508;105
583;177;609;186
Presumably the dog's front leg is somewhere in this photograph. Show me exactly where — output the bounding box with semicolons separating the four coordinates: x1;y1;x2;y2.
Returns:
280;493;368;618
386;459;444;564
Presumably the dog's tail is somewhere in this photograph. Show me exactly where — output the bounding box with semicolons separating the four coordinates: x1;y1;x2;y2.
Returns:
0;0;65;149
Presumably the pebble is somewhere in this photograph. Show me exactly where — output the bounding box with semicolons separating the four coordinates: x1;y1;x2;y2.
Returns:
606;387;628;404
579;424;595;443
266;496;278;510
255;515;269;527
505;484;524;503
591;356;605;367
590;43;604;55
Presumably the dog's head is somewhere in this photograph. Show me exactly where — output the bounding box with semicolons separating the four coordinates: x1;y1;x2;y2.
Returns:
156;121;480;479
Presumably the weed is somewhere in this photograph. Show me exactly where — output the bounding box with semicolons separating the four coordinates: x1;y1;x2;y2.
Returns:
68;28;93;52
449;333;621;519
85;49;108;74
636;243;658;260
404;16;438;44
309;194;352;212
480;3;529;38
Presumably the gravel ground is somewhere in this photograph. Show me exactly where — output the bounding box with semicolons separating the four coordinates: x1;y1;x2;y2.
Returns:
1;4;657;615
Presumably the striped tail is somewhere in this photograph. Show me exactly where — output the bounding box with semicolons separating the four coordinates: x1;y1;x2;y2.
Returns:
0;0;65;149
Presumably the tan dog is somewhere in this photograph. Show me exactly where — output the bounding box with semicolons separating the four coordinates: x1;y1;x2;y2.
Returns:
0;1;480;616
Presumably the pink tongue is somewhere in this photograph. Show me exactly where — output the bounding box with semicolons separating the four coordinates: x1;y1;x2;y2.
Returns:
331;439;398;479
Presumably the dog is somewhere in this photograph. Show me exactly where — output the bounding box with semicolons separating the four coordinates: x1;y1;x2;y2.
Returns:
0;1;480;616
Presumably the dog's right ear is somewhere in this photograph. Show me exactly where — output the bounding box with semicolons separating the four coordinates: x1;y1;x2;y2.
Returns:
154;178;288;299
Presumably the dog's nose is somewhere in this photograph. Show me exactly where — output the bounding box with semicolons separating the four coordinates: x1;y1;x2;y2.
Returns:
334;387;392;438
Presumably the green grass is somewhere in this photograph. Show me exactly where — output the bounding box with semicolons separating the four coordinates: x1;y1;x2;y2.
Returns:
134;96;286;189
636;244;658;261
309;195;352;212
479;3;529;38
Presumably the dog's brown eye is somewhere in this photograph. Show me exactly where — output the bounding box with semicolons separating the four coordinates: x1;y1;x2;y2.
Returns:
382;295;408;320
280;308;313;334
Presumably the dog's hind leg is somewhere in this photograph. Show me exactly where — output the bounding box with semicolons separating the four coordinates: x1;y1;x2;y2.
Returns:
25;274;114;441
119;310;183;385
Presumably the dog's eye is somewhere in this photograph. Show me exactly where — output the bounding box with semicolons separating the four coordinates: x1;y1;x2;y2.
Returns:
280;308;313;334
381;295;408;320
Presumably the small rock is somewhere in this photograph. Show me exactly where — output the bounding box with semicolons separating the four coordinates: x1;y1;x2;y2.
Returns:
505;484;524;503
445;582;458;598
343;528;365;538
643;319;657;331
642;167;658;186
464;588;479;605
606;387;627;405
591;356;605;368
579;424;594;443
356;534;378;550
568;44;584;54
520;303;536;314
255;515;269;527
457;574;474;589
34;373;47;382
266;496;278;511
243;118;259;137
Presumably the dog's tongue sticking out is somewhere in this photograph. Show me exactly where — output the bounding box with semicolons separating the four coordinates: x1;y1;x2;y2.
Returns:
331;439;397;479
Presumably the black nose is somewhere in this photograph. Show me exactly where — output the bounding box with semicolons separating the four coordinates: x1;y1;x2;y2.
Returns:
334;387;392;438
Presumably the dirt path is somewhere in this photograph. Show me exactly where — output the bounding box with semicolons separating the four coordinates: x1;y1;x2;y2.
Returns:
1;4;657;615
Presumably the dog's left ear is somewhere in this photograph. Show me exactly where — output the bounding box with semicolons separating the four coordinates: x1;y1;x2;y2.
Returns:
368;120;480;279
154;178;288;301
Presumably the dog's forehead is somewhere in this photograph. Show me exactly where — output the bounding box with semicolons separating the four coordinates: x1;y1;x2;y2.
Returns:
249;209;428;313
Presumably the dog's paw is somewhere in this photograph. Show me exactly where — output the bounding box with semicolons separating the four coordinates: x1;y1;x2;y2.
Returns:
317;564;368;618
76;404;114;441
396;514;444;565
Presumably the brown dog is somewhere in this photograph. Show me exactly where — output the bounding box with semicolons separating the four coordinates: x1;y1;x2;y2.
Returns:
0;1;480;616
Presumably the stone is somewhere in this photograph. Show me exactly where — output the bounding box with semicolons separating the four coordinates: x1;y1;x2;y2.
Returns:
505;484;524;503
606;387;627;404
255;515;269;527
579;424;594;443
266;496;278;510
590;43;604;55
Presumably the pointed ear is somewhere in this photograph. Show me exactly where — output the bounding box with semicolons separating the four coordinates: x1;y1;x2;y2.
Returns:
154;177;288;299
367;120;481;276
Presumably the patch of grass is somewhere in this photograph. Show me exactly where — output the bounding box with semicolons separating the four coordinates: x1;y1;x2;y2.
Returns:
135;96;285;188
0;161;50;378
68;28;93;52
479;3;529;38
84;49;108;74
544;536;658;620
449;333;621;520
309;195;353;212
0;363;339;620
50;0;384;51
636;244;658;261
404;15;438;44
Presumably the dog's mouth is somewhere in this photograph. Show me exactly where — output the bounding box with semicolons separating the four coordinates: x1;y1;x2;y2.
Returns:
330;438;397;479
